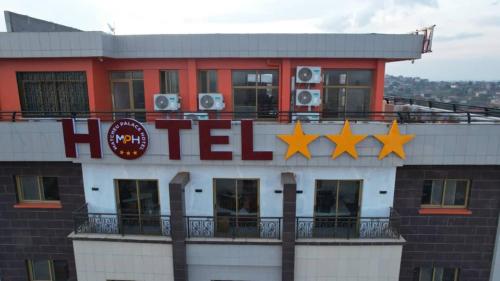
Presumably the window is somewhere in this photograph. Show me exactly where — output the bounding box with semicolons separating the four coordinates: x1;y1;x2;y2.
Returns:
110;71;145;121
419;267;459;281
17;72;89;117
421;179;469;208
198;70;218;93
160;70;179;94
322;70;372;119
214;179;259;237
116;179;160;235
27;260;68;281
232;70;279;119
16;176;59;202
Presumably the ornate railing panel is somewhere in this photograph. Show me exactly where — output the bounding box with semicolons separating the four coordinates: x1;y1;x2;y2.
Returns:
296;209;400;239
73;205;171;236
185;216;281;239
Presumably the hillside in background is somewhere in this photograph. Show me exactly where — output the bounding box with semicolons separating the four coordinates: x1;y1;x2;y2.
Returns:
384;75;500;108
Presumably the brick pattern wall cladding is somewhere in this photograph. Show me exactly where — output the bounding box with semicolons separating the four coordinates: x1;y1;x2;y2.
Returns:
0;162;85;281
395;165;500;281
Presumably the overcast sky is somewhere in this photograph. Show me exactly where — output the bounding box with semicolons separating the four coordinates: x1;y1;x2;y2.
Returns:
1;0;499;81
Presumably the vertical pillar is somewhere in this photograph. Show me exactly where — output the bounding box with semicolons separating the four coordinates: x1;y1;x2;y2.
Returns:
281;172;297;281
371;59;386;112
144;69;160;121
169;172;190;281
186;59;198;111
281;59;292;122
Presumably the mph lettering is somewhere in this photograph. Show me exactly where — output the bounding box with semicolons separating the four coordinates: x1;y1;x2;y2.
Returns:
116;134;141;144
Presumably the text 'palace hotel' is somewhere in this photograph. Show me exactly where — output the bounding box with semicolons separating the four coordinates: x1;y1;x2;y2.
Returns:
1;10;500;281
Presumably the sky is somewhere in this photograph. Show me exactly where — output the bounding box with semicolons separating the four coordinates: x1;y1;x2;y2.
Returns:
1;0;499;81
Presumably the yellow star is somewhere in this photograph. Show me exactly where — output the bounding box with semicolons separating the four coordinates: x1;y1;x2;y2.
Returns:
325;120;367;159
277;121;319;159
373;120;415;160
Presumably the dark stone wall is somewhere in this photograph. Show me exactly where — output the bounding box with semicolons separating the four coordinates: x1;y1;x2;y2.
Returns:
395;165;500;281
0;162;85;281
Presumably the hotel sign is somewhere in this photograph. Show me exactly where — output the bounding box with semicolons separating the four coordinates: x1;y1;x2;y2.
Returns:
61;118;414;161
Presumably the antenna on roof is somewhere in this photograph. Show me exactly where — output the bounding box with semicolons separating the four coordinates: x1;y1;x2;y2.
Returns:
107;22;116;35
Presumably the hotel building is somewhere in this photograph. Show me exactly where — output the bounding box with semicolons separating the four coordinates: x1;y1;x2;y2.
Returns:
0;11;499;281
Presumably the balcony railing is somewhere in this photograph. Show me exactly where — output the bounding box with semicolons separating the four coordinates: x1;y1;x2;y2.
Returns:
296;208;401;239
73;204;171;236
185;216;282;239
1;109;499;124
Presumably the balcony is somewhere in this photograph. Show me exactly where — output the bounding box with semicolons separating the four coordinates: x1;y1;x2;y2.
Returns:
296;209;401;239
186;216;282;239
73;204;171;236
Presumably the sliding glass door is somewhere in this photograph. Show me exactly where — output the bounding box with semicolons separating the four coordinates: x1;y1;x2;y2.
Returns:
116;179;160;235
314;180;361;237
214;179;259;237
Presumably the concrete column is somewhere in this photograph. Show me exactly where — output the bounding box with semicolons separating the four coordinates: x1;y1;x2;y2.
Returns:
169;172;190;281
281;172;297;281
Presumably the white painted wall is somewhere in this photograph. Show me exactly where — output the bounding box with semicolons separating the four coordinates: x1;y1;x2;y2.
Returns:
82;164;395;218
295;244;403;281
73;240;174;281
187;244;281;281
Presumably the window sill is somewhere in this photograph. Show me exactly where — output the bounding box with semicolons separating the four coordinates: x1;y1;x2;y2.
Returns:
418;208;471;215
14;202;62;209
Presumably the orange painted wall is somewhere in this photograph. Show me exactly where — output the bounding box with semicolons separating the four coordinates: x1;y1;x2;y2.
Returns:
0;57;387;115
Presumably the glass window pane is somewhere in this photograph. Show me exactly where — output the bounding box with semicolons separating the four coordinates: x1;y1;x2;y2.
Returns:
132;80;145;109
208;70;218;92
443;180;468;206
117;180;139;215
132;71;143;79
161;71;179;93
53;260;69;281
315;180;338;216
337;181;360;217
257;70;278;86
442;268;457;281
111;72;130;79
42;177;59;201
233;71;256;86
348;70;372;86
112;82;131;110
198;71;208;93
345;88;370;116
443;180;457;206
257;88;278;118
323;71;347;86
323;88;344;118
434;267;444;281
431;180;444;205
237;180;258;216
419;267;433;281
421;180;433;204
19;176;40;201
234;88;256;107
31;260;51;280
454;181;468;206
138;180;159;215
215;179;237;216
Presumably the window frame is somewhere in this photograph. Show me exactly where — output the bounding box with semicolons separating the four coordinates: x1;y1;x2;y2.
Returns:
231;70;279;119
321;69;373;118
418;267;460;281
213;178;260;219
198;70;218;93
109;71;145;121
421;179;470;209
160;70;180;94
16;175;60;203
313;179;363;219
27;260;68;281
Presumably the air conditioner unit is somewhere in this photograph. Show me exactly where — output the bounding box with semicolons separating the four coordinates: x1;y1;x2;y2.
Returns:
296;89;321;107
198;93;225;111
183;112;209;121
296;66;321;83
291;112;320;122
154;94;180;111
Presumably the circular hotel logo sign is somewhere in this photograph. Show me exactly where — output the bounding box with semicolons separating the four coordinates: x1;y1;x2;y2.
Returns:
107;119;149;160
